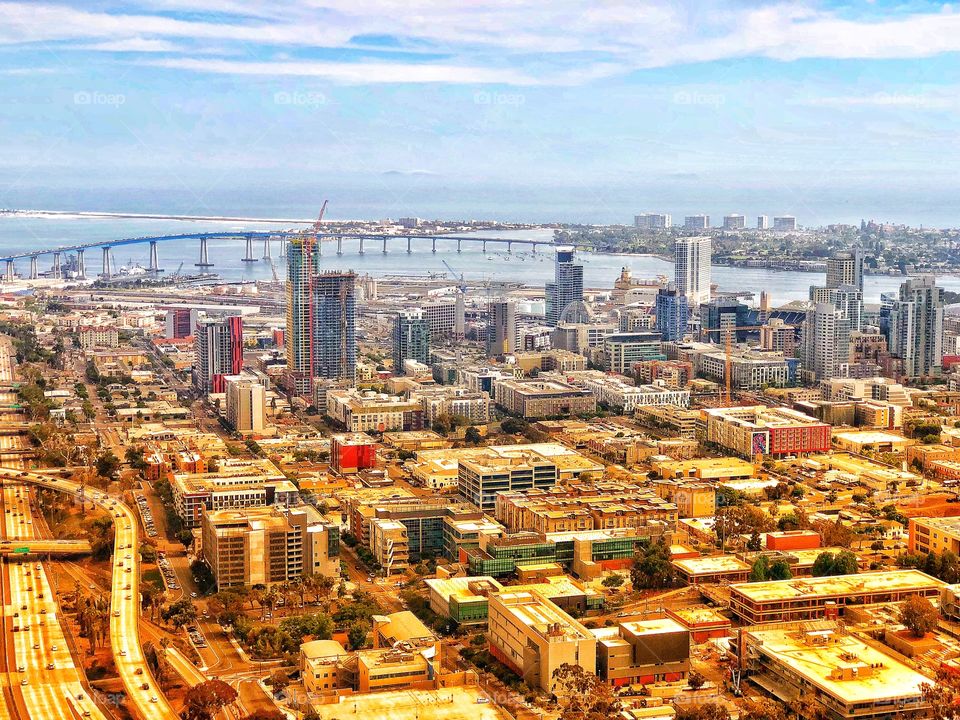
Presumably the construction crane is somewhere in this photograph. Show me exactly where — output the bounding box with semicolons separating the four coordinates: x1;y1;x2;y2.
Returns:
268;256;279;282
441;259;467;294
701;325;768;405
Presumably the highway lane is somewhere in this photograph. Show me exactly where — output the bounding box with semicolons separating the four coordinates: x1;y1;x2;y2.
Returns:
2;484;108;720
0;471;177;720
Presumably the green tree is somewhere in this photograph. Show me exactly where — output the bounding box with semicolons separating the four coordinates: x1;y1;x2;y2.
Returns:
95;450;120;480
900;596;939;638
181;679;238;720
630;538;674;590
552;663;622;720
750;556;770;582
347;621;369;650
464;426;482;445
768;560;792;581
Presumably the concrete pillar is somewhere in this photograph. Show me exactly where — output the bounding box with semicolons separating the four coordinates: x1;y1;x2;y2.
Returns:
76;250;85;279
532;243;537;254
482;240;486;253
5;260;13;282
407;237;412;254
507;241;512;254
359;237;365;255
101;247;112;279
262;237;272;260
457;239;462;253
196;237;212;267
337;236;343;255
52;252;61;279
279;236;287;258
148;241;159;272
29;257;37;280
432;237;437;254
382;237;388;254
243;236;257;262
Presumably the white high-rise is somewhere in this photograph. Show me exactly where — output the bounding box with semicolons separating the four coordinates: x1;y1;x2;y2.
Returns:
888;276;944;378
674;236;712;306
802;303;851;381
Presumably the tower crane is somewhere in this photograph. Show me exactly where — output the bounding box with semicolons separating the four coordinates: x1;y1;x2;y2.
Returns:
701;325;768;405
441;259;467;294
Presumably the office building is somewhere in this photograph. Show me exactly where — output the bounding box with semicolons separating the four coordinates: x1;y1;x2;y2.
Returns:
312;271;357;383
193;316;243;394
329;432;378;475
801;303;851;381
285;235;321;395
723;214;745;230
826;246;864;291
654;283;689;342
908;515;960;556
201;506;339;589
683;215;709;230
887;276;944;378
486;299;517;357
164;308;197;339
773;215;797;231
733;623;931;720
422;300;462;338
545;246;584;326
760;318;796;355
701;298;750;343
225;377;266;433
604;331;665;374
392;309;431;374
757;215;769;230
487;590;596;692
674;236;711;305
634;213;672;229
458;449;558;511
729;569;942;625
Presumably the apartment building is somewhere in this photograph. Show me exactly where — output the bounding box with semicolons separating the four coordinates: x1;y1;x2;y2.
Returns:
326;388;425;433
555;371;690;412
704;405;831;457
459;450;559;512
493;378;596;419
79;325;119;349
908;515;960;556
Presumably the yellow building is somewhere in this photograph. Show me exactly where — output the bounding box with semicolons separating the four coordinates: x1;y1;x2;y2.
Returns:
909;515;960;556
651;457;755;482
486;590;596;692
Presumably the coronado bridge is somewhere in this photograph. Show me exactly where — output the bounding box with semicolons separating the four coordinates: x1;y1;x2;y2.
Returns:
0;230;560;280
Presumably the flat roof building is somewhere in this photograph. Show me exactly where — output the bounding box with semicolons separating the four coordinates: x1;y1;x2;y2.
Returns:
729;570;943;624
704;405;831;457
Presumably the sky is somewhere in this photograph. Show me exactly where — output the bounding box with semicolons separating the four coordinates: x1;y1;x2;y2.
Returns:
2;1;960;224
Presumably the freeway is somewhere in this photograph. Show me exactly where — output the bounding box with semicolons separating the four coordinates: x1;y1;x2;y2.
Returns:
0;470;177;720
2;484;107;720
0;539;91;556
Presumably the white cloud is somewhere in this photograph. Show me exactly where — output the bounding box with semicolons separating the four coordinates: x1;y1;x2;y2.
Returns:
5;1;960;85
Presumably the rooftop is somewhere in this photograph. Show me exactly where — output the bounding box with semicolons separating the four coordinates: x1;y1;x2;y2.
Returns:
747;624;932;705
673;555;751;576
731;569;942;603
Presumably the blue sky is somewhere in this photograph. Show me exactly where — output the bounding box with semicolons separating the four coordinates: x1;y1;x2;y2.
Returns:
2;1;960;224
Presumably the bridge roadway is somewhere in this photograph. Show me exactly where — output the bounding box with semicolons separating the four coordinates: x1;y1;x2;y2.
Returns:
0;230;557;264
0;470;177;720
2;483;108;720
0;539;91;556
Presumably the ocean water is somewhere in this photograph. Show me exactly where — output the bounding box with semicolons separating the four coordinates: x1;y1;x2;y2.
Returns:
1;214;957;306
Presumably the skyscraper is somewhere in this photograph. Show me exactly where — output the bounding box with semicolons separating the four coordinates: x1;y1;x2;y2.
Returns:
165;307;197;339
393;309;431;374
828;285;863;333
801;303;850;381
285;235;321;395
545;245;584;326
312;271;357;382
486;299;517;357
684;215;710;230
826;246;864;292
193;315;243;393
654;283;688;342
674;236;712;305
757;215;769;230
887;276;944;378
723;214;745;230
